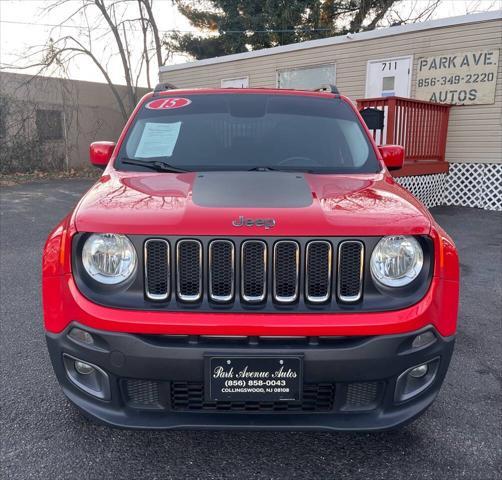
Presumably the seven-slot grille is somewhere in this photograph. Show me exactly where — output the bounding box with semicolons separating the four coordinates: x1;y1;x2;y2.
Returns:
144;238;365;306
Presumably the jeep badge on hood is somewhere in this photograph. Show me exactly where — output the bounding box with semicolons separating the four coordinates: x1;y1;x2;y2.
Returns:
232;216;276;229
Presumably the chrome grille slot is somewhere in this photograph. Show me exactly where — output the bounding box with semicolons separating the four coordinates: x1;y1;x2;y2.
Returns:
209;240;235;302
176;240;202;302
241;240;267;303
305;241;332;303
273;241;299;303
144;239;170;301
337;241;364;303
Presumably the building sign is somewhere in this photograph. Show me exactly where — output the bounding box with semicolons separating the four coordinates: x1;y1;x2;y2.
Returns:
415;49;499;105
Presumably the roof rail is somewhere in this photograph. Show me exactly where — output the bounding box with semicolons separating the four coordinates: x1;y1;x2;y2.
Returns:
153;82;178;95
315;84;340;95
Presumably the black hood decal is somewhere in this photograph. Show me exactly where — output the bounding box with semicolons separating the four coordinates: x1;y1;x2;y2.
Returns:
192;171;313;208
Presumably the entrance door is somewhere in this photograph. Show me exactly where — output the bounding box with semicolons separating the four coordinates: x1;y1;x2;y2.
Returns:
365;56;412;145
365;56;412;98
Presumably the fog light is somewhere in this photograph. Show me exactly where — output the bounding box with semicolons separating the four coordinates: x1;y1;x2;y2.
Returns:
409;364;428;378
63;354;111;400
74;360;94;375
412;331;436;349
69;328;94;345
394;357;440;403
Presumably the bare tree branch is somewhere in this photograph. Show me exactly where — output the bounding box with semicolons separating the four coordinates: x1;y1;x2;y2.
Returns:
53;36;129;120
386;0;442;26
5;0;169;119
93;0;137;108
140;0;163;67
138;0;152;88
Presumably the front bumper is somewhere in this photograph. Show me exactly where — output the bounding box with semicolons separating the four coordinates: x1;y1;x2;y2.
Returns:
46;324;454;431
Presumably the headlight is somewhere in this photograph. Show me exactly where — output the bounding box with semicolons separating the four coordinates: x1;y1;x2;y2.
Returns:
82;233;137;284
370;235;423;287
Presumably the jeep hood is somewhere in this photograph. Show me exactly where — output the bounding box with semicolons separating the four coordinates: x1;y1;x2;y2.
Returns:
74;171;431;236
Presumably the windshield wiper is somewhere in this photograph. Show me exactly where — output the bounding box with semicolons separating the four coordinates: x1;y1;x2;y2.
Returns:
121;158;190;173
248;166;315;173
248;166;288;172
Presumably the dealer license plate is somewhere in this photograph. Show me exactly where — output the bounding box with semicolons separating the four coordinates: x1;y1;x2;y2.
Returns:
206;356;303;402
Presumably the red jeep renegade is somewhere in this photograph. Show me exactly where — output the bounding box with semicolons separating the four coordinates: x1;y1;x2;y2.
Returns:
43;85;459;431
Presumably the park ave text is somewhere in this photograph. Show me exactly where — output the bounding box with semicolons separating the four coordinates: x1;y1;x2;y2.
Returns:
213;365;297;379
418;51;497;71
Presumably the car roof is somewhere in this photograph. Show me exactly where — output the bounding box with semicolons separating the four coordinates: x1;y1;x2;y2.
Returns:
150;86;341;100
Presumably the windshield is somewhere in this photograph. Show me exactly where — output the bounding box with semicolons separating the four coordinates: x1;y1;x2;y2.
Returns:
116;94;380;174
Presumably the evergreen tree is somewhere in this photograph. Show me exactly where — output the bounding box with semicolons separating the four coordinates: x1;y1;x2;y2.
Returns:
166;0;396;59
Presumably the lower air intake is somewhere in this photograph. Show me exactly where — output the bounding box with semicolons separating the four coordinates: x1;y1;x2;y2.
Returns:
123;379;162;409
343;382;379;410
171;382;335;412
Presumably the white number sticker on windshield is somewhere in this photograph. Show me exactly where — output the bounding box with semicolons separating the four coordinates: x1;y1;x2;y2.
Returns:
146;98;191;110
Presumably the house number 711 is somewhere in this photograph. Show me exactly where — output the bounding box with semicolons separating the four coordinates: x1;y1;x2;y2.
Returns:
381;61;398;71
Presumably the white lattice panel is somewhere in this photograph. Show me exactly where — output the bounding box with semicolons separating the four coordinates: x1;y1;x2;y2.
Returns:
397;163;501;211
481;164;502;211
396;174;446;208
445;163;485;208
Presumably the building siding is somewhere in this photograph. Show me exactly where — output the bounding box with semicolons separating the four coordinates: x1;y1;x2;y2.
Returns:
160;18;502;165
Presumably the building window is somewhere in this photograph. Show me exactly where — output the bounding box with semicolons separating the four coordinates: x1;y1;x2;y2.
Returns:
277;64;336;90
381;76;396;97
221;77;249;88
36;109;63;141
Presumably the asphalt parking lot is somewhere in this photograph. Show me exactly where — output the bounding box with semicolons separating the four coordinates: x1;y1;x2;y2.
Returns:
1;178;501;480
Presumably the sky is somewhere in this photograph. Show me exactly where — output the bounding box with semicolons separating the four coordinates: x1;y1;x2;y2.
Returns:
0;0;500;87
0;0;194;87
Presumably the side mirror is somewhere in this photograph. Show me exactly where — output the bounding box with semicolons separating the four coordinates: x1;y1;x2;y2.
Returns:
378;145;404;171
90;141;116;168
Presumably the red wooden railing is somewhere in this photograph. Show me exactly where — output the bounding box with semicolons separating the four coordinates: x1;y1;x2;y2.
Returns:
357;96;451;164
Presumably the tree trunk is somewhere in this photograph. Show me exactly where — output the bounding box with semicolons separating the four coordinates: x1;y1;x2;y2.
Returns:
141;0;163;68
138;0;152;89
94;0;137;111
